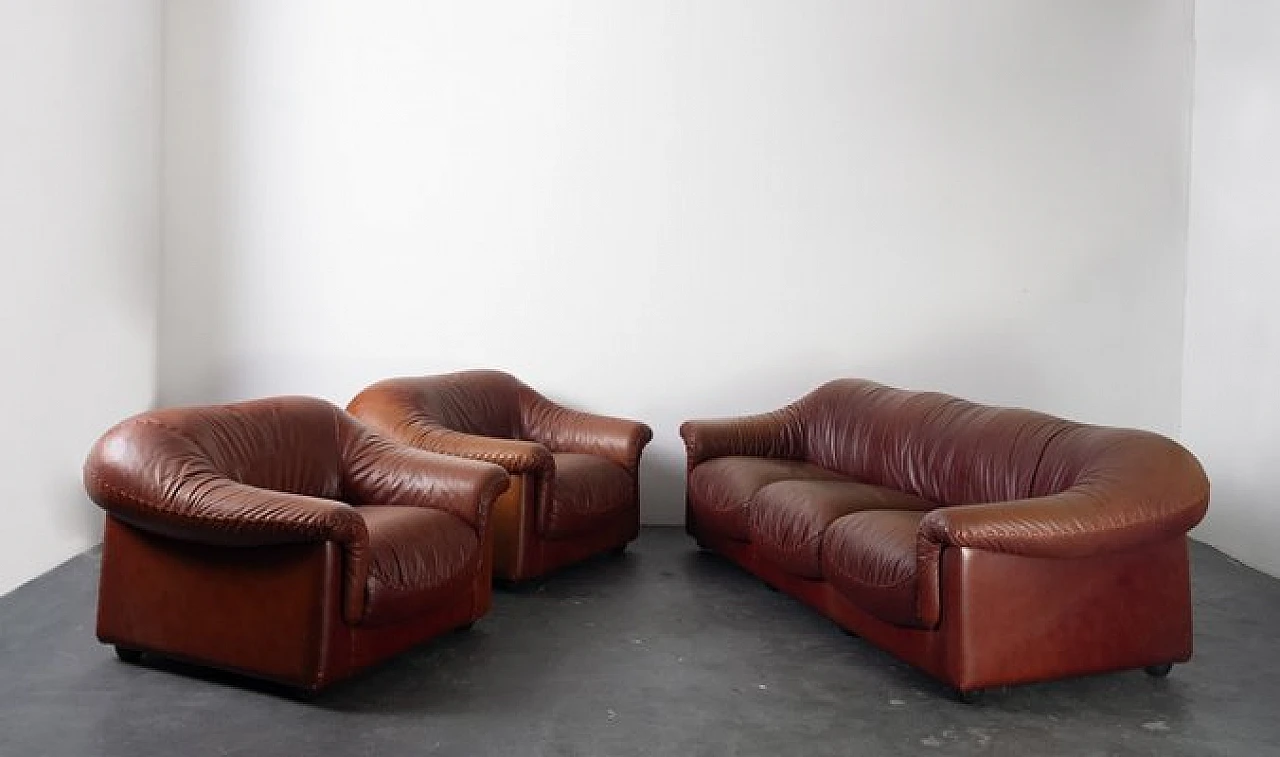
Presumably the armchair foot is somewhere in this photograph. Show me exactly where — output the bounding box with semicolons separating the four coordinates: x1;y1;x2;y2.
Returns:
610;544;628;557
1144;663;1174;678
955;688;985;705
114;646;144;664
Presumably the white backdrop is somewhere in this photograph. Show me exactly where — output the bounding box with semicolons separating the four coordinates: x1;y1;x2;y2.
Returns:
0;0;160;594
160;0;1193;524
1182;0;1280;578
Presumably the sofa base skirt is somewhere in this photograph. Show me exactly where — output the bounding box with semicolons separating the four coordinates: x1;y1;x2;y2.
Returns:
692;528;1194;693
96;516;489;692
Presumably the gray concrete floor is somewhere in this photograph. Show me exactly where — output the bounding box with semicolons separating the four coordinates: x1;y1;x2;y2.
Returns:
1;527;1278;756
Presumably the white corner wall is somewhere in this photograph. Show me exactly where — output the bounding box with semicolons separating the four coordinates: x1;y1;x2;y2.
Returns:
1182;1;1280;577
0;0;163;594
0;1;161;594
161;0;1193;524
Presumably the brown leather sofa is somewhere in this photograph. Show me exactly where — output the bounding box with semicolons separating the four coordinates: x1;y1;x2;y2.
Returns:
348;370;653;582
84;396;509;691
681;379;1210;698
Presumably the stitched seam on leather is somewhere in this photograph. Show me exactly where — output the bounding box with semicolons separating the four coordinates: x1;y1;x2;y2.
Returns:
128;416;206;451
86;470;355;539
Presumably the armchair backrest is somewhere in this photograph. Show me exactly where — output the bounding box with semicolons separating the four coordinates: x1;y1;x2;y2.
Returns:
89;396;351;501
348;370;537;441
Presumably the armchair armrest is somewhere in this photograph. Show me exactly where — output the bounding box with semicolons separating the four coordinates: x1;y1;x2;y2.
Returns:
918;486;1210;560
679;408;804;469
522;397;653;474
85;463;367;549
343;433;510;533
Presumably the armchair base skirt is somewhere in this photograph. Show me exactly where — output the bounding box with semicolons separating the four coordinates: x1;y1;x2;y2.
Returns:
97;517;490;692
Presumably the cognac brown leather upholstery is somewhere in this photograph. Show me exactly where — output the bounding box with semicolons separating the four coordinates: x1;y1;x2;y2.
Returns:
84;396;509;691
682;379;1210;694
348;370;653;582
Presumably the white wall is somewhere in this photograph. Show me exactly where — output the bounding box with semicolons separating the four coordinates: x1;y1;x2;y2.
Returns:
1182;1;1280;577
162;0;1193;524
0;1;161;595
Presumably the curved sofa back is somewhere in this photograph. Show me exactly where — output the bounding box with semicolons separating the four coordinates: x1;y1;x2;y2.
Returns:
799;380;1067;505
792;380;1208;516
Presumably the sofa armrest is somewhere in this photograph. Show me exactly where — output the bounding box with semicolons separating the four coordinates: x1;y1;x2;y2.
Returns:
679;409;803;469
521;397;652;474
343;433;510;533
918;486;1209;559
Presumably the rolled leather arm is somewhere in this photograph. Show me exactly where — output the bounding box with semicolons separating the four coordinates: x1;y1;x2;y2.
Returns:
378;421;553;474
679;409;804;469
343;433;510;533
918;486;1210;560
522;398;652;473
85;463;368;549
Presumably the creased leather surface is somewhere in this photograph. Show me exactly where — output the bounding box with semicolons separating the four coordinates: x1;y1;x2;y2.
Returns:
359;506;480;627
684;378;1209;560
683;377;1210;640
688;457;846;541
540;453;634;539
750;480;935;579
680;409;806;470
798;380;1070;505
822;510;931;629
84;396;507;626
920;425;1210;558
342;426;510;534
348;370;652;579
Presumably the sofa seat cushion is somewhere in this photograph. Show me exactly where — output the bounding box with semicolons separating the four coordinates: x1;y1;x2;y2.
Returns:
750;480;936;579
822;510;935;629
359;505;480;627
688;457;848;541
540;453;634;539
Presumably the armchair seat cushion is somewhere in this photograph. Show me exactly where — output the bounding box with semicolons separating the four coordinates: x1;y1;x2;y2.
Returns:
822;510;933;629
750;480;936;579
360;506;480;627
540;454;634;539
687;457;846;541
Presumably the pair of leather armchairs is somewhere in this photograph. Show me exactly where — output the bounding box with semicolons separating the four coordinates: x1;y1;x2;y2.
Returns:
85;370;651;691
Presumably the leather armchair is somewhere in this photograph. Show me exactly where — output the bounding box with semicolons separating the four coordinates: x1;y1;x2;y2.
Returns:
84;396;509;691
681;379;1210;697
348;370;653;582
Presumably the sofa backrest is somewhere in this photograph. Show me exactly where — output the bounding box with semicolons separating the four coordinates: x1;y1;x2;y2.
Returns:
797;379;1075;506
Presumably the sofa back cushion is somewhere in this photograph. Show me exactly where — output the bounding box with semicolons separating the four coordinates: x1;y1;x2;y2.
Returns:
799;380;1071;505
